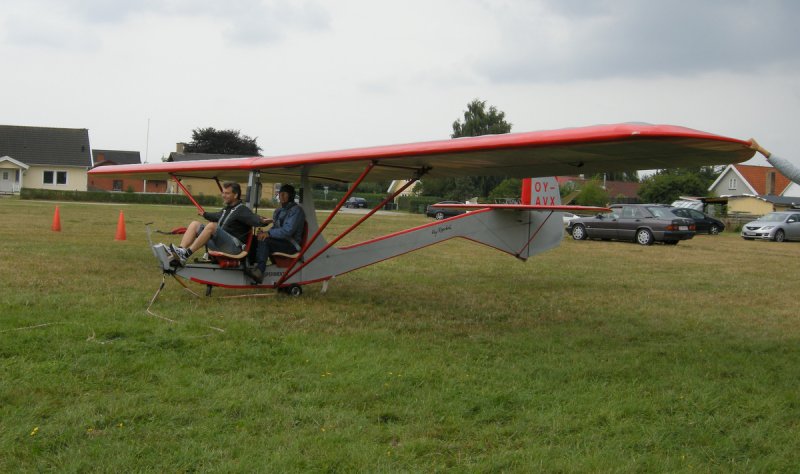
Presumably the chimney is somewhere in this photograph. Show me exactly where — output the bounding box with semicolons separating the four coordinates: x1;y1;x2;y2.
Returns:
176;142;186;153
766;171;776;195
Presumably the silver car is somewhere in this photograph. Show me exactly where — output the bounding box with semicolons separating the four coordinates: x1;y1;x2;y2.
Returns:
741;211;800;242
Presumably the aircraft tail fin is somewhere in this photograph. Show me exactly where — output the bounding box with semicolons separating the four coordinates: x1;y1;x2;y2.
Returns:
517;177;564;259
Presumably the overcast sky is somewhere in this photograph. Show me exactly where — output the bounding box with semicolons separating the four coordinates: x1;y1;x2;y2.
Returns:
2;0;798;168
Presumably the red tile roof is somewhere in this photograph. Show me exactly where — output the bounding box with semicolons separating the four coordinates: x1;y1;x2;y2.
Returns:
734;164;791;195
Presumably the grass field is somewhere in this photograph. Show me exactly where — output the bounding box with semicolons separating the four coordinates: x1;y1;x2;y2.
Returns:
1;198;799;472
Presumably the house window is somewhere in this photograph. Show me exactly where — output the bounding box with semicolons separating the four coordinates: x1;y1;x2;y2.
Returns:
113;180;123;191
43;170;68;185
728;177;737;190
2;171;7;180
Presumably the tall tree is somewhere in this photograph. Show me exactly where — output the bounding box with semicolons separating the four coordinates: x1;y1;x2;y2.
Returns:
451;99;513;138
421;99;513;200
183;127;262;155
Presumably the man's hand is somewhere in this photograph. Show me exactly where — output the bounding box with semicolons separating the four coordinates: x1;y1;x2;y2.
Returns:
257;230;269;241
748;138;771;158
260;217;273;226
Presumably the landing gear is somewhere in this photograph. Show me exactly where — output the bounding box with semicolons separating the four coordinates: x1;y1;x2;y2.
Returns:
278;284;303;297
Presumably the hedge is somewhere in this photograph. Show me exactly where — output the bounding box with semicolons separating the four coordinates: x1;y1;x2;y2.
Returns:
21;188;224;206
20;188;443;214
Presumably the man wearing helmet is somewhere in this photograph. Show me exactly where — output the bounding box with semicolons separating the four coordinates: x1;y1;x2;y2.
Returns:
249;183;306;283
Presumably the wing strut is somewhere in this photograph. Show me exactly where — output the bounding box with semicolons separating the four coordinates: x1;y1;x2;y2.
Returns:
273;161;375;285
276;164;430;287
170;175;206;214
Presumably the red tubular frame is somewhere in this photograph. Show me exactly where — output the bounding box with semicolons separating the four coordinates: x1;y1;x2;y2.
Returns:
171;175;205;214
277;165;421;286
273;162;375;285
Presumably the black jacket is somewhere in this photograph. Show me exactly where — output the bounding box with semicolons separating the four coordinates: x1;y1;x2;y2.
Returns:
203;201;262;244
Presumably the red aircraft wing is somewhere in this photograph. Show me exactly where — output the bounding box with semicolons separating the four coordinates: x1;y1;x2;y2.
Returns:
88;123;754;182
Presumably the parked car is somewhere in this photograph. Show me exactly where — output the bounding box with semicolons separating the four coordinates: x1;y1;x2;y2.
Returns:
567;204;696;245
741;211;800;242
562;212;581;227
669;207;725;234
344;197;368;208
426;201;465;220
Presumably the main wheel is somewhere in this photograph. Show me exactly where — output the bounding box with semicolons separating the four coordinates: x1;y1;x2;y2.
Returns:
435;211;445;220
571;224;587;240
774;229;786;242
636;228;654;246
282;284;303;297
709;224;721;235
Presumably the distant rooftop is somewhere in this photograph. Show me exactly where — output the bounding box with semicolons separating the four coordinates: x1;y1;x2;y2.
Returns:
0;124;91;167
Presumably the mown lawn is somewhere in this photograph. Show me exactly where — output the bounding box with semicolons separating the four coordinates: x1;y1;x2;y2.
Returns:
1;198;799;472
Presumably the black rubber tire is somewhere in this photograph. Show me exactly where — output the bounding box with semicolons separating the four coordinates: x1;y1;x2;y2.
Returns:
774;229;786;242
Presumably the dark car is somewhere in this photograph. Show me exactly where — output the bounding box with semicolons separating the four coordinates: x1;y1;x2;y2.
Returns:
670;207;725;234
344;197;368;208
567;204;696;245
426;201;466;220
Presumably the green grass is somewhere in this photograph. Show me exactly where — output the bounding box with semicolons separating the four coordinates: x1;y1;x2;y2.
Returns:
1;198;799;472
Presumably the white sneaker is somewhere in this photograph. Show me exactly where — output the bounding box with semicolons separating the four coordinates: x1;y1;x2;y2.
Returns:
169;244;189;266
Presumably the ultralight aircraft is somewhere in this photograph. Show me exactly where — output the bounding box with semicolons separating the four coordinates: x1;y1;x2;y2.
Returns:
88;123;754;300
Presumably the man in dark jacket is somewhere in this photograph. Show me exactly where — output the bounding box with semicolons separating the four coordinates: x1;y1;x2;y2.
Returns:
250;184;306;282
170;182;269;265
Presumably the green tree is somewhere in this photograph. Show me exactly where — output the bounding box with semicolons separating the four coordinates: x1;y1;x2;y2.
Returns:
421;99;513;200
602;171;640;182
451;99;513;138
488;178;522;202
184;127;261;155
575;179;610;207
637;167;719;203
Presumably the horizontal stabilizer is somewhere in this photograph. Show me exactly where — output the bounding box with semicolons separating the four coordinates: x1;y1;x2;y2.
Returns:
429;203;610;213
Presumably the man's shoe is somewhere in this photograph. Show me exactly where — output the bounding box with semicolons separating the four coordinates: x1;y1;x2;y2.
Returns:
169;244;189;266
245;266;264;284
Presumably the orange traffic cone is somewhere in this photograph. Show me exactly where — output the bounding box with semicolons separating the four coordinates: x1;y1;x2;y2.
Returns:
51;206;62;232
115;211;126;241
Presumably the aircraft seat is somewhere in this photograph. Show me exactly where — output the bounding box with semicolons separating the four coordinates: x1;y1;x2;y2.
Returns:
269;222;308;268
208;231;255;268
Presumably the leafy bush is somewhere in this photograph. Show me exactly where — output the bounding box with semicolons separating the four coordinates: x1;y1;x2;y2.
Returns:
574;179;610;207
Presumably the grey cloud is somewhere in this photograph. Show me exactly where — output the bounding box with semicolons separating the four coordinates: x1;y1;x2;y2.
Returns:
478;0;800;83
2;0;330;49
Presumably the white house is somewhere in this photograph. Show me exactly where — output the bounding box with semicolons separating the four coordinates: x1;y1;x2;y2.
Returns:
0;125;92;193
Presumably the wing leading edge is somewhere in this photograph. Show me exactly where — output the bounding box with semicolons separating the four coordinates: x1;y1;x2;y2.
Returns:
88;123;754;183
